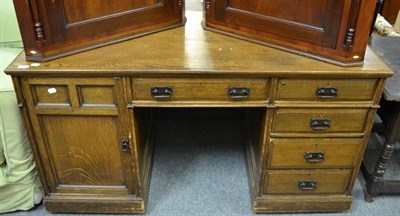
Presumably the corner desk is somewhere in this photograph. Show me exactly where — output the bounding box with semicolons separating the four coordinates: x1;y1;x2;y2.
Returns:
5;12;392;214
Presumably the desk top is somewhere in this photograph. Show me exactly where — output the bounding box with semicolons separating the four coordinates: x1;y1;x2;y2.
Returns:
369;37;400;101
6;12;392;78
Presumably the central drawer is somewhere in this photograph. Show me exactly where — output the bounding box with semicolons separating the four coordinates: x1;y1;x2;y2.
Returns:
264;169;352;194
132;78;269;101
272;108;369;134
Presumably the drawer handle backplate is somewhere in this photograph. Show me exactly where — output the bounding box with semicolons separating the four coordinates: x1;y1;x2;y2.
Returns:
316;87;338;99
310;118;331;130
304;152;325;163
298;181;317;190
228;87;250;99
151;86;173;99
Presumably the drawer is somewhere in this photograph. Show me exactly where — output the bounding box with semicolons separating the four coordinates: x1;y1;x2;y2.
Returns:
276;79;377;101
272;108;369;134
24;78;117;108
132;78;268;101
269;139;362;168
265;169;352;194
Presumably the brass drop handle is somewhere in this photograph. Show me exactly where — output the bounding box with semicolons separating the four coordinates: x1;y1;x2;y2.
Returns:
151;86;173;99
304;152;325;163
298;181;317;190
228;87;250;99
310;118;331;130
316;87;338;99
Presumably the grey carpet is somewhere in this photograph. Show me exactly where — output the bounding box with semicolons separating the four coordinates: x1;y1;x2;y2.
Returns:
147;109;249;215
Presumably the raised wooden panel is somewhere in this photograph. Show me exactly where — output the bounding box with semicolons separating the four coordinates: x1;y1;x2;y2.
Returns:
228;0;327;28
265;169;352;194
276;79;377;101
78;85;116;107
210;0;344;48
272;108;369;134
13;0;184;61
63;0;161;24
269;138;362;168
33;85;70;106
41;116;127;192
204;0;377;66
24;77;119;111
45;0;178;43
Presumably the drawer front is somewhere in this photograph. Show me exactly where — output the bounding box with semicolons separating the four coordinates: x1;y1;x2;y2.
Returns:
272;108;369;134
276;79;377;101
269;139;362;168
265;169;351;194
24;78;118;110
132;78;268;101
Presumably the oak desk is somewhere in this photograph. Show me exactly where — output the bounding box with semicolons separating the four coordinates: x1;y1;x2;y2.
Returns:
5;12;392;214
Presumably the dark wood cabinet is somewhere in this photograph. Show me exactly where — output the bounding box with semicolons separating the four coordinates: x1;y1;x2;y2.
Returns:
13;0;185;62
204;0;377;66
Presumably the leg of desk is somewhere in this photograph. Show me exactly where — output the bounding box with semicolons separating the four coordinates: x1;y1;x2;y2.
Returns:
365;141;396;202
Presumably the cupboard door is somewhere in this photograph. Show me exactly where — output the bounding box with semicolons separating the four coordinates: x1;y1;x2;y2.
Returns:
39;116;132;194
21;78;138;197
210;0;345;48
44;0;181;43
13;0;184;61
